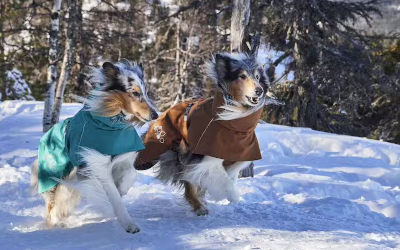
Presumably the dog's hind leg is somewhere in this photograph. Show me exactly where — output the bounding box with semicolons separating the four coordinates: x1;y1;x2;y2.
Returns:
42;187;56;226
197;186;207;205
46;168;81;227
32;160;80;227
30;159;39;193
183;181;209;216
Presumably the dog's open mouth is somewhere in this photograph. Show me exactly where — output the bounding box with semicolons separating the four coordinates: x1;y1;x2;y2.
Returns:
246;96;259;106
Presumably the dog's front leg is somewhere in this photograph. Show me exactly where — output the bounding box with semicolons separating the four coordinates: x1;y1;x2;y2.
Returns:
224;161;251;182
102;179;140;233
80;149;139;233
224;161;251;203
112;160;137;196
184;156;240;202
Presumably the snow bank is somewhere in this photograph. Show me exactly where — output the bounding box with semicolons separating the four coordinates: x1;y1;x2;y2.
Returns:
0;101;399;249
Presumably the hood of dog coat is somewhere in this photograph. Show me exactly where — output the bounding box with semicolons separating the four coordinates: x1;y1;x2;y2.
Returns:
210;92;262;133
186;92;263;162
86;111;133;130
37;108;144;193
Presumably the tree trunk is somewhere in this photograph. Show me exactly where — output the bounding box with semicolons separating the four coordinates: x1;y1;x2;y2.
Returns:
51;0;78;126
180;21;194;104
0;1;7;101
231;0;254;178
43;0;62;132
305;71;318;130
230;0;250;52
173;17;182;105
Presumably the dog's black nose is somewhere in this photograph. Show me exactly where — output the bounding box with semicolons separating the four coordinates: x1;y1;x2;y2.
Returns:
151;112;159;120
255;87;264;97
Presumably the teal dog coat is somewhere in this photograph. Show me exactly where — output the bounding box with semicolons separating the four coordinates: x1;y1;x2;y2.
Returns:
37;108;145;193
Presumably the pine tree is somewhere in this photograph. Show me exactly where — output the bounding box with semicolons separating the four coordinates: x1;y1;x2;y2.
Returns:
258;0;382;132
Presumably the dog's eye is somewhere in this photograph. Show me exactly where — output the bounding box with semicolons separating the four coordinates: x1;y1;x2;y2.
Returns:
240;74;247;80
132;92;140;98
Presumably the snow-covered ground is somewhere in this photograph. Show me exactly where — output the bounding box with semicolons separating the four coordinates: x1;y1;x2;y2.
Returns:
0;101;399;250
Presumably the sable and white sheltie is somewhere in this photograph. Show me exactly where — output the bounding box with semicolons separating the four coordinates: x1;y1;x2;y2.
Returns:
31;60;158;233
135;53;270;215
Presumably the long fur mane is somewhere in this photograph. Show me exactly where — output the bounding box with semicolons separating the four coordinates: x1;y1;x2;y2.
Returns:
206;52;267;121
73;60;156;122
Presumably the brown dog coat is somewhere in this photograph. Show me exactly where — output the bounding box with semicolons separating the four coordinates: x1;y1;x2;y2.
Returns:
135;92;262;168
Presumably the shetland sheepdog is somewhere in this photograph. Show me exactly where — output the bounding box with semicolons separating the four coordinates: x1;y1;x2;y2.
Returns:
31;60;158;233
135;53;269;215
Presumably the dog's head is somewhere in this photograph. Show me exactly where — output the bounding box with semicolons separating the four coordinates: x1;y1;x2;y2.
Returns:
207;52;269;120
86;60;158;124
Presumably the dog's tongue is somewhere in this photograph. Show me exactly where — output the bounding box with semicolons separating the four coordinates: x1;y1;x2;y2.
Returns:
264;91;285;106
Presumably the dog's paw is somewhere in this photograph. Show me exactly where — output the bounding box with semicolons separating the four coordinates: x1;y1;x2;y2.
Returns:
195;207;209;216
124;223;141;234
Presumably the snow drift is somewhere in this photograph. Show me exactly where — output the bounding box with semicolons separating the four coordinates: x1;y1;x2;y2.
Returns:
0;100;399;250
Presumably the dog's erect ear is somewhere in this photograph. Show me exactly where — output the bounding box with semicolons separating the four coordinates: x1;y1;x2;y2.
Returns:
102;62;119;79
215;53;234;80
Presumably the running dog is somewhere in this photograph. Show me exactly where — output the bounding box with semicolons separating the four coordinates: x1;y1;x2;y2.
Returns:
134;52;269;215
31;60;158;233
